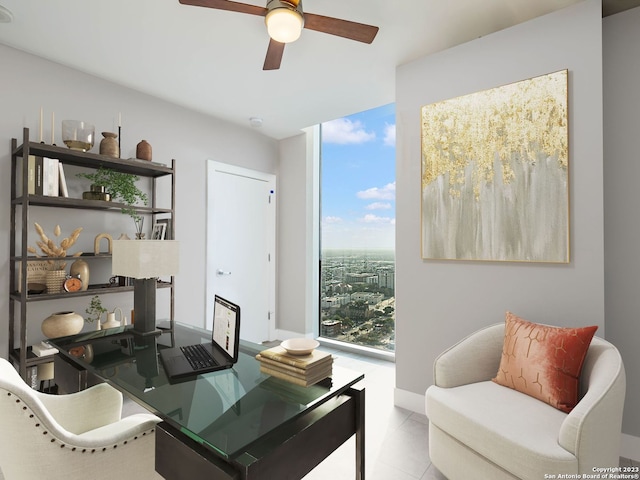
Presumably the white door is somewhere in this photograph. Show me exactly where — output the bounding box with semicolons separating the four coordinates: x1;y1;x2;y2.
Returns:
206;161;275;344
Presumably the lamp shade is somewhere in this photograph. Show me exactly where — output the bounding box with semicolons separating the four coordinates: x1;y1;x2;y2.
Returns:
112;240;179;279
265;8;303;43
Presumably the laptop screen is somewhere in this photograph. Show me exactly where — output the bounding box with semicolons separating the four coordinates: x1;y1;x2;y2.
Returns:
212;295;241;362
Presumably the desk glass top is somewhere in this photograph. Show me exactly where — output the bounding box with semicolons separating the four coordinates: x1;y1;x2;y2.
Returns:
50;322;364;460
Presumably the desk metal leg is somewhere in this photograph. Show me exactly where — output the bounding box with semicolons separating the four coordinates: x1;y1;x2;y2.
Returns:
349;384;365;480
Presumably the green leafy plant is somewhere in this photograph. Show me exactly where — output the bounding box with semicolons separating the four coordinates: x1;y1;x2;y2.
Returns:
85;295;108;323
77;167;148;221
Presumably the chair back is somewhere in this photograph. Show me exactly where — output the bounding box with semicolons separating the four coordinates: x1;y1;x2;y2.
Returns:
1;358;161;479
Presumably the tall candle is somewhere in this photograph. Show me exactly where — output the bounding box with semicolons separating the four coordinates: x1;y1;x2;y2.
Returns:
51;112;55;144
39;107;43;142
118;112;122;127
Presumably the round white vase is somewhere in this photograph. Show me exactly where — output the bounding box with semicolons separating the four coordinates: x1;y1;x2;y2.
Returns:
41;311;84;339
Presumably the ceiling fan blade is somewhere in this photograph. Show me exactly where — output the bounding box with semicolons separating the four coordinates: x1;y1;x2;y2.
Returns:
179;0;267;17
303;13;379;44
263;39;285;70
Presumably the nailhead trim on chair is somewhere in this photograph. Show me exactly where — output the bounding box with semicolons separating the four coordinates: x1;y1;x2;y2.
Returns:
3;390;155;453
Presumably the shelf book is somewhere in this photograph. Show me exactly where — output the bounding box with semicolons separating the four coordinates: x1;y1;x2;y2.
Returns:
32;342;59;357
16;260;50;293
17;155;65;196
35;156;59;196
44;157;59;196
17;155;37;195
256;346;333;387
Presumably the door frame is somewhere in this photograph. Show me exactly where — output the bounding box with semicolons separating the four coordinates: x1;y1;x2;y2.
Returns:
205;160;276;341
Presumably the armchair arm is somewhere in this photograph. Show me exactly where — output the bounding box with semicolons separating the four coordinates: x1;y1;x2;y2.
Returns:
558;338;626;471
433;323;504;388
77;412;161;446
37;382;123;434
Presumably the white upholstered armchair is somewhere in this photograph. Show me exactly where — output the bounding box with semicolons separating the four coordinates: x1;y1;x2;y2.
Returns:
426;323;626;480
0;358;162;479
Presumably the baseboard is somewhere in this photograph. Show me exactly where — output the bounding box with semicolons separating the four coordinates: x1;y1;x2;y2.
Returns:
394;388;426;416
394;387;640;462
621;433;640;462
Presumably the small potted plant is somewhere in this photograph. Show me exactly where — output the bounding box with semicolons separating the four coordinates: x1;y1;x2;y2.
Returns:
77;167;148;237
85;295;108;328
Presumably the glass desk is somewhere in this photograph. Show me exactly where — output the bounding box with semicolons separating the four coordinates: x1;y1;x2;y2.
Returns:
51;322;365;480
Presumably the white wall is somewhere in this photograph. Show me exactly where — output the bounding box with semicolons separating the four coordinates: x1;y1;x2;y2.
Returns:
603;5;640;449
276;132;308;334
276;126;320;337
395;0;604;410
0;43;279;358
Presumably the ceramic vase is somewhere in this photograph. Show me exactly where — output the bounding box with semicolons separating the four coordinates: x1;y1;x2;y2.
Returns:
41;311;84;338
70;259;90;291
136;139;152;161
45;270;66;294
101;307;123;330
99;131;119;158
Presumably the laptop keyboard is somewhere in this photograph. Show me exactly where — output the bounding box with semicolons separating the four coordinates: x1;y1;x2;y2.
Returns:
180;344;217;370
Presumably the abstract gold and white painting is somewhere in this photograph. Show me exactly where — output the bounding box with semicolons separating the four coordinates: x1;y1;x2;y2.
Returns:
420;69;569;263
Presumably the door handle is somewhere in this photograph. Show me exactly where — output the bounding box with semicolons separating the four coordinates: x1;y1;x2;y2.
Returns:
216;269;232;276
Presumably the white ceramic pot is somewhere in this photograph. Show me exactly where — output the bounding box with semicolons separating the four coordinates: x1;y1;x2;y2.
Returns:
41;311;84;339
101;307;123;330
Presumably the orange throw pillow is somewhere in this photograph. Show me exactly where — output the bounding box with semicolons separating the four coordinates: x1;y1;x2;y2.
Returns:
492;312;597;413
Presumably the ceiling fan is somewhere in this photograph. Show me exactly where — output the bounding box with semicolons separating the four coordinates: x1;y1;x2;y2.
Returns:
179;0;379;70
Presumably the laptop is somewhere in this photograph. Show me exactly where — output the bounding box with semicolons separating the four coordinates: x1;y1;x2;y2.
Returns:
160;295;241;379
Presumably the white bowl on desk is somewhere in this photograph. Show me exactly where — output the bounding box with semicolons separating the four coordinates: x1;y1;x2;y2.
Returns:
281;338;320;356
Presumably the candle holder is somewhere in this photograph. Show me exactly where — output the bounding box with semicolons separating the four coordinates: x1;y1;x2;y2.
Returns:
62;120;95;152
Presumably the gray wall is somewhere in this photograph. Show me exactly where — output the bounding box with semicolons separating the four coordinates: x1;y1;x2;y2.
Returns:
603;5;640;444
395;0;605;412
0;43;279;358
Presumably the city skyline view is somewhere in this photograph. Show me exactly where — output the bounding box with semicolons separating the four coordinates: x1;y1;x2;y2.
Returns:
320;103;396;251
320;104;396;352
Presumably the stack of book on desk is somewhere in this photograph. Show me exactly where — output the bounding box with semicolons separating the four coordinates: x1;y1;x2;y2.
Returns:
256;346;333;387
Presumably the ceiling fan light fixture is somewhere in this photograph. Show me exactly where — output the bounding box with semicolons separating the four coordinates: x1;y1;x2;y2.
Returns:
265;2;303;44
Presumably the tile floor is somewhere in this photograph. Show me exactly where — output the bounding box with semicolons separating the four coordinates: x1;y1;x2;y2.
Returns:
300;345;441;480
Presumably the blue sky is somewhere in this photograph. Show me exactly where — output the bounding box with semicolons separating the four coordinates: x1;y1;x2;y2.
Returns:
321;103;396;250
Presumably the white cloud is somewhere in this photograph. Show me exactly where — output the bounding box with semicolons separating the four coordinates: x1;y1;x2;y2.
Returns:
383;123;396;147
365;202;392;210
321;118;375;145
360;214;395;224
323;216;343;224
357;182;396;201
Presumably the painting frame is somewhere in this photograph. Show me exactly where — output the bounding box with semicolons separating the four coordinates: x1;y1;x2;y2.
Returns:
420;69;569;263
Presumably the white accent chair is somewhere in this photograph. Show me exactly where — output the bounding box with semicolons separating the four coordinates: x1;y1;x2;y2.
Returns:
0;358;162;479
426;323;626;480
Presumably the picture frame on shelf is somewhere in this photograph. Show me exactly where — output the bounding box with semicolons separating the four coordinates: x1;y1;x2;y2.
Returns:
155;218;172;240
152;222;166;240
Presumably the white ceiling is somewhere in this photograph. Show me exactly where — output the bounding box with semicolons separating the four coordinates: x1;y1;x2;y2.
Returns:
0;0;632;139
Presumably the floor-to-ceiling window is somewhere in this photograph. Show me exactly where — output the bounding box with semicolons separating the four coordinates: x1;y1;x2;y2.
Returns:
319;104;396;353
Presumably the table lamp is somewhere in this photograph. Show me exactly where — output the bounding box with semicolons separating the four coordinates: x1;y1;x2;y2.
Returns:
112;240;179;335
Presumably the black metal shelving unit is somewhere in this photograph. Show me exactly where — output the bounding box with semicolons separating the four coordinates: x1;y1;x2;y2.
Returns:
9;128;176;385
